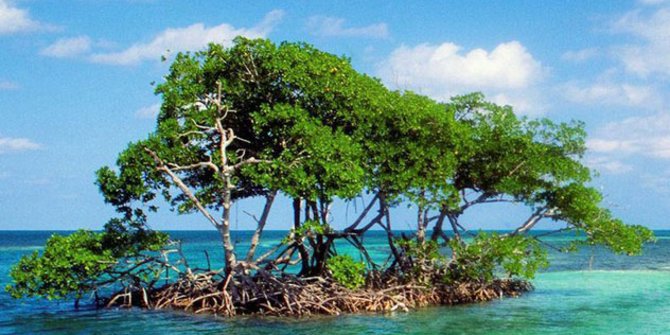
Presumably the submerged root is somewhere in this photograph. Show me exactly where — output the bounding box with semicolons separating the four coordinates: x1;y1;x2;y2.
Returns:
104;271;533;317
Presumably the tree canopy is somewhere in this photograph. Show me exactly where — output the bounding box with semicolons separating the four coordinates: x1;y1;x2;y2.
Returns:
7;37;654;307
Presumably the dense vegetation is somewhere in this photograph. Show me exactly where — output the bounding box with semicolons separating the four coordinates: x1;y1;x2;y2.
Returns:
7;38;654;315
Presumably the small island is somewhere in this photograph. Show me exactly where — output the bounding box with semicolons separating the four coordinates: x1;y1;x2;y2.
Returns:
6;38;654;317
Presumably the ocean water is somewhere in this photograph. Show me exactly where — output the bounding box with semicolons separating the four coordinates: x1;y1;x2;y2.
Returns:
0;230;668;335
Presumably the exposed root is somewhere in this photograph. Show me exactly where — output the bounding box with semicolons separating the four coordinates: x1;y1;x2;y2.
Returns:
104;271;533;317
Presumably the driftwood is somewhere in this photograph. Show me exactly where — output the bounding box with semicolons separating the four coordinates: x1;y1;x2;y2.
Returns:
104;270;532;317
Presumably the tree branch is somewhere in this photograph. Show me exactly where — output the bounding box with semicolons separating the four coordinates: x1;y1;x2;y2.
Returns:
344;193;380;233
511;207;556;235
145;148;220;229
167;161;219;173
246;191;277;263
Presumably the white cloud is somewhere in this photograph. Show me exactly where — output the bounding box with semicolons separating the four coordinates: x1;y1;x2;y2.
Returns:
638;0;670;6
0;80;18;90
587;139;637;153
377;41;545;114
641;169;670;194
40;36;92;58
561;80;659;107
610;7;670;77
561;48;599;62
588;113;670;159
0;137;41;154
379;41;542;90
89;10;284;66
490;92;544;115
0;0;54;34
585;156;634;175
306;16;389;39
134;103;160;119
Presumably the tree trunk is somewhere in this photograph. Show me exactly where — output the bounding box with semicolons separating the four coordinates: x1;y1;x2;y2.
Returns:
220;172;237;273
416;189;426;244
447;213;461;241
245;191;277;263
431;207;448;242
417;204;425;244
313;236;334;275
378;194;402;266
293;197;311;276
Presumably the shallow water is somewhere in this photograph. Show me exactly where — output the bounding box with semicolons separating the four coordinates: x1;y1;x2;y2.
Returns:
1;230;668;334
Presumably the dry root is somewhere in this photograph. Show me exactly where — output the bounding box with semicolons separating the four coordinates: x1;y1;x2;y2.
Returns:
105;271;532;317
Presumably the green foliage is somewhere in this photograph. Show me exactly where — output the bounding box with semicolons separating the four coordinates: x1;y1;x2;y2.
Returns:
96;37;386;222
90;38;652;288
6;227;168;301
10;37;655;309
7;230;115;300
102;218;169;257
446;233;549;283
246;103;366;202
547;183;655;255
440;93;653;255
295;219;331;235
326;255;366;290
396;239;444;284
397;239;441;262
282;220;332;244
447;93;590;203
87;40;655;284
358;91;460;206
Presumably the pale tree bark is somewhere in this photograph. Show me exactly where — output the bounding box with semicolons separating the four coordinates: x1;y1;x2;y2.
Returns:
147;81;269;274
245;191;277;262
416;190;426;244
511;207;557;236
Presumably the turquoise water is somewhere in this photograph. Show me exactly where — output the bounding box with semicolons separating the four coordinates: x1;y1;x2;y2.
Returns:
1;231;669;334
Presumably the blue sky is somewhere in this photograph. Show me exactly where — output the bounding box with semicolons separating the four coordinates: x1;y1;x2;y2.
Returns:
1;0;670;230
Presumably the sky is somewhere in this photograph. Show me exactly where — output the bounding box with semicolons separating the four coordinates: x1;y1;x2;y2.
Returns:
1;0;670;230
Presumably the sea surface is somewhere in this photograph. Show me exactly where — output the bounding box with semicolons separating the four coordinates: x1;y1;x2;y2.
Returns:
0;230;668;335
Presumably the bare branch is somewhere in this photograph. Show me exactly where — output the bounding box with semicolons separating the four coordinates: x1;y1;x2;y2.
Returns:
246;191;278;262
235;136;251;144
460;191;492;212
344;194;380;233
256;243;288;265
145;148;220;229
534;227;573;238
236;149;246;161
167;161;219;173
507;161;526;178
178;130;210;138
242;210;259;223
352;212;384;235
511;207;556;235
191;120;215;131
447;213;461;240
